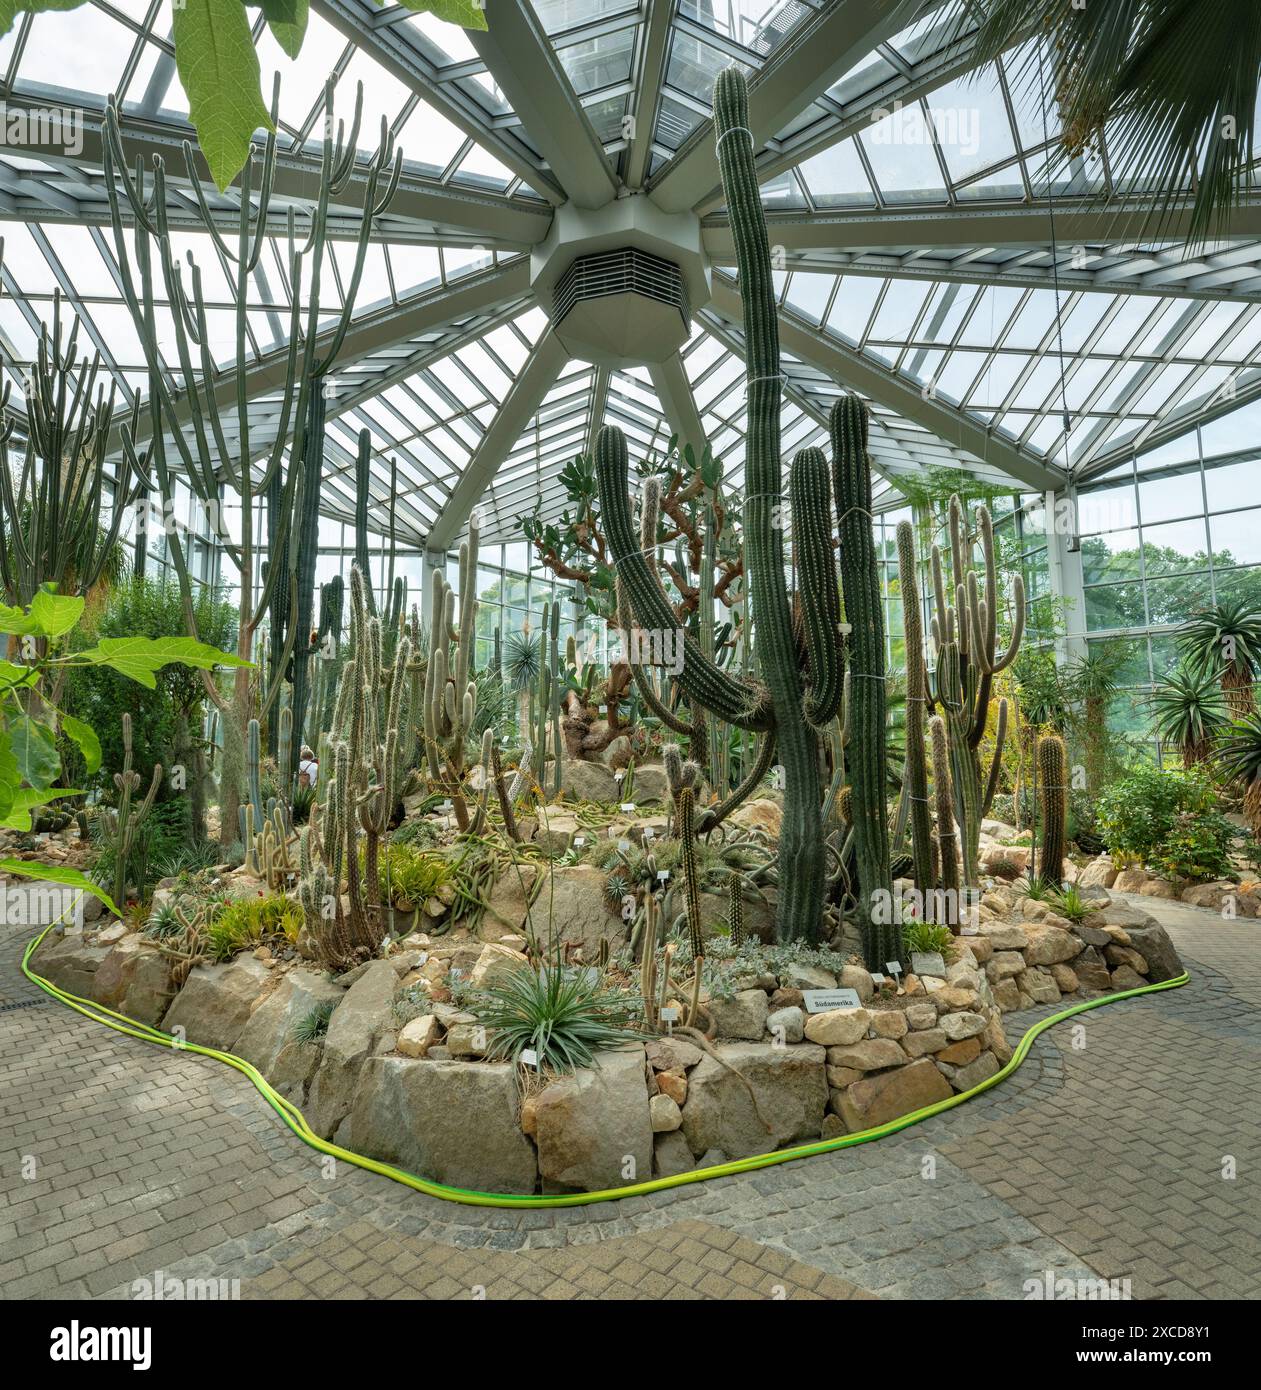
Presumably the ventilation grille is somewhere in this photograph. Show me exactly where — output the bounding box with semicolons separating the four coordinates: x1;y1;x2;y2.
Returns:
552;248;689;327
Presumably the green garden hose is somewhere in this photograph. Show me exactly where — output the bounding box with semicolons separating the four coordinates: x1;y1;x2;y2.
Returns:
20;920;1189;1210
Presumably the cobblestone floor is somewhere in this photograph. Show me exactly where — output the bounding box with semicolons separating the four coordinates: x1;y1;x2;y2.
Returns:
1;895;1257;1300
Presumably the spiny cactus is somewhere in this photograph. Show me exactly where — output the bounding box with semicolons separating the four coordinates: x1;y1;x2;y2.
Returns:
930;714;960;912
929;496;1023;889
101;713;161;909
678;784;704;1026
1037;733;1067;887
490;743;519;841
424;514;479;827
596;66;864;948
898;521;937;893
728;873;745;949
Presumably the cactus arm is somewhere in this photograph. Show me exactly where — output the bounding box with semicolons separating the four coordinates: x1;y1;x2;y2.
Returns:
896;520;935;894
697;732;776;834
790;446;844;728
930;713;960;912
981;697;1008;819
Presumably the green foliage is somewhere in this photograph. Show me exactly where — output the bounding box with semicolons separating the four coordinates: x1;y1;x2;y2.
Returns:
204;893;302;962
1097;765;1230;881
390;816;441;849
292;999;338;1047
469;965;642;1072
1147;665;1230;764
1047;884;1089;924
901;920;955;958
1146;813;1236;885
375;842;451;908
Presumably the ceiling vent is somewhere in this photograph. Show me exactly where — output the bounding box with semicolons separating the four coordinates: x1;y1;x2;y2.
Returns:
549;247;690;367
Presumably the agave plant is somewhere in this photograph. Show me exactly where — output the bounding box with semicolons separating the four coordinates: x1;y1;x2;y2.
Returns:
1176;598;1261;717
502;630;541;693
469;964;642;1073
959;0;1261;244
1217;713;1261;835
1147;665;1230;766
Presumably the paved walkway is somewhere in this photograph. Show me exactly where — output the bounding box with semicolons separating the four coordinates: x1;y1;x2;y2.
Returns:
1;896;1258;1300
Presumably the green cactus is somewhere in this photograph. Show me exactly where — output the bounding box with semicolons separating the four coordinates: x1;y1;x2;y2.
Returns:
353;428;376;617
929;713;959;910
100;713;161;908
677;783;704;1025
728;873;745;949
423;516;479;828
1036;733;1067;887
897;520;937;893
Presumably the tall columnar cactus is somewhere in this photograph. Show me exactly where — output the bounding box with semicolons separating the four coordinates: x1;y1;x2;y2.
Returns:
353;429;376;617
423;516;479;828
1037;733;1068;886
898;521;937;893
102;713;161;909
929;714;960;911
728;873;745;949
596;66;861;947
929;496;1023;889
834;400;896;966
678;784;704;1025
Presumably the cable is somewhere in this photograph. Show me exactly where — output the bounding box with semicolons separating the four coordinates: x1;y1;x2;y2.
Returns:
21;919;1189;1210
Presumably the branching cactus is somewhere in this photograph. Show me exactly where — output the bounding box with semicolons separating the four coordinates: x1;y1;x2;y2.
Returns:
898;521;937;892
423;516;479;827
929;714;960;913
1036;733;1068;886
102;713;161;908
597;67;889;952
929;495;1024;888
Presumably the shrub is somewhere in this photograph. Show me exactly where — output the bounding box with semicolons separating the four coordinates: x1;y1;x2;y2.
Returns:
1146;811;1236;884
902;920;954;958
1096;766;1232;882
374;842;451;908
204;894;303;962
1048;884;1088;923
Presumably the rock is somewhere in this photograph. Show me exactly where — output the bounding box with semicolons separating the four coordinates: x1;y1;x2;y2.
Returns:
803;1007;869;1047
901;1028;947;1058
539;864;621;961
1112;867;1148;892
728;798;782;837
653;1130;694;1177
655;1068;687;1105
1110;964;1146;991
629;764;668;804
778;963;837;990
869;1010;908;1040
837;1057;952;1132
945;961;982;992
940;1010;987;1041
645;1037;703;1072
991;979;1020;1011
1139;878;1178;899
680;1042;827;1159
980;923;1030;950
769;987;804;1010
1105;943;1149;975
468;943;530;992
161;955;273;1051
560;760;619;804
1089;901;1159;930
1024;926;1084;966
29;934;111;998
478;864;539;941
96;922;126;946
1078;854;1119;890
766;1005;805;1044
233;967;344;1100
839;964;876;1003
966;936;994;964
347;1057;536;1194
708;988;770;1041
1073;922;1113;948
1016;966;1061;1005
446;1022;491;1058
534;1047;652;1191
936;1036;981;1065
1049;963;1079;993
821;1113;846;1139
91;939;177;1027
939;1049;1001;1091
397;1015;442;1058
1123;923;1184;983
306;960;399;1139
819;1037;906;1072
1070;944;1111;990
650;1093;682;1132
985;1013;1013;1064
904;1002;938;1030
1103;925;1133;945
986;950;1025;981
826;1065;863;1089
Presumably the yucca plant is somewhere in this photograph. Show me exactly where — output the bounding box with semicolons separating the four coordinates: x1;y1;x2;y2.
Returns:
1177;598;1261;717
1048;884;1088;924
292;999;338;1047
1217;713;1261;835
958;0;1261;245
1147;665;1231;766
470;964;642;1073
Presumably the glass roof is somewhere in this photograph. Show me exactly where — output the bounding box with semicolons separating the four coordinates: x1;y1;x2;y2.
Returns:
3;0;1261;549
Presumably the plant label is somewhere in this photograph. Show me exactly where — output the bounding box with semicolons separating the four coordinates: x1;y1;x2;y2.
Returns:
870;972;886;985
620;802;636;812
659;1007;679;1022
519;1048;539;1068
886;961;903;977
802;988;862;1013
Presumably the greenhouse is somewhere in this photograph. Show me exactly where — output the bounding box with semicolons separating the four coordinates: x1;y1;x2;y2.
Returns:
1;0;1259;1321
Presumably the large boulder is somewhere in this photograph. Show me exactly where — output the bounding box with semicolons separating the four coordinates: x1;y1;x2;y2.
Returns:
1078;855;1119;890
233;968;344;1102
533;1046;652;1191
836;1057;952;1132
803;1007;869;1047
707;988;769;1041
160;955;273;1050
728;798;782;838
479;864;539;941
629;763;668;805
560;760;619;804
306;960;398;1139
538;864;622;961
680;1042;827;1159
1023;925;1084;966
346;1056;537;1194
30;933;111;998
91;938;177;1026
1123;922;1184;983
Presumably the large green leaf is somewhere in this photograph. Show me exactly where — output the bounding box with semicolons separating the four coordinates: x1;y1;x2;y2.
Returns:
29;589;85;640
386;0;488;32
60;713;101;776
0;602;39;637
8;716;60;790
0;0;88;37
0;728;20;822
0;857;119;917
0;659;38;693
261;0;307;59
74;636;251;690
173;0;274;193
0;787;82;832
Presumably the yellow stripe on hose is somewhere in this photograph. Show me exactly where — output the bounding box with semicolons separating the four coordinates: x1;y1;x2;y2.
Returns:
21;918;1190;1209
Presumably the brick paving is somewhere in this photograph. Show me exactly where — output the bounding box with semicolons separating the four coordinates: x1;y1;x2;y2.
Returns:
1;893;1257;1300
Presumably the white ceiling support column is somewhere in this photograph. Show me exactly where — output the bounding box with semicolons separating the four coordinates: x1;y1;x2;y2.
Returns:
1045;490;1089;667
709;277;1063;491
649;0;921;214
624;0;674;190
585;367;611;455
648;354;707;458
469;0;619;209
427;329;568;551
